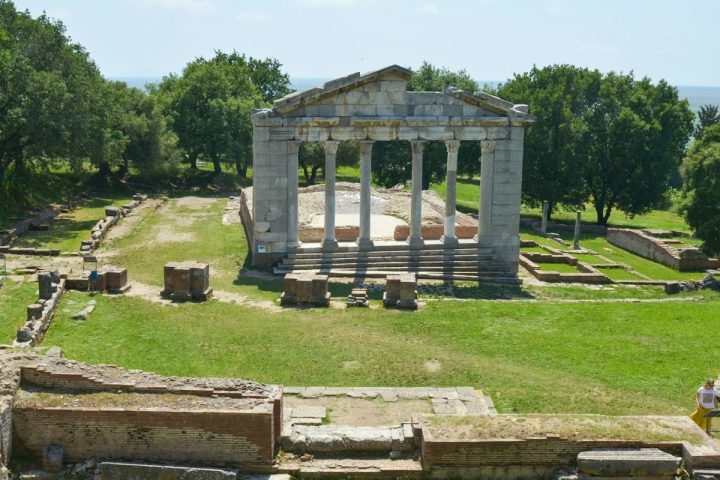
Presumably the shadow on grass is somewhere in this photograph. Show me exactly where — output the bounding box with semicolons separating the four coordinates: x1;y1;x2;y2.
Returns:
443;283;535;300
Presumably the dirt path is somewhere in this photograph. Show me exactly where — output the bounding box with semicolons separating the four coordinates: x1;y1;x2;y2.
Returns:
124;280;282;312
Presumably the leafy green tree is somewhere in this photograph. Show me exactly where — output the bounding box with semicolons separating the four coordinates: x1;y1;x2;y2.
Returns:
372;141;410;188
695;104;720;140
155;51;289;176
0;1;112;184
496;65;602;217
680;126;720;255
583;73;694;225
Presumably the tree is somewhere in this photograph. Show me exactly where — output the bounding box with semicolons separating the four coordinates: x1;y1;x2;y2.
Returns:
695;104;720;140
495;65;602;217
583;73;694;225
680;126;720;255
0;1;113;185
298;141;324;185
154;50;289;177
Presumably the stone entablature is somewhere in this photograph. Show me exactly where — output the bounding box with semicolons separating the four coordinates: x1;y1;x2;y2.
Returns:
250;65;533;275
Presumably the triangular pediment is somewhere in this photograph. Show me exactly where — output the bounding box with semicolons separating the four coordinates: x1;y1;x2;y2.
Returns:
259;65;532;123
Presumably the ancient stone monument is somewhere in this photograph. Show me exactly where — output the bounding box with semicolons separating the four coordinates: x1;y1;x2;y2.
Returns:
249;65;533;281
280;272;330;307
384;273;418;309
162;262;212;301
346;287;369;307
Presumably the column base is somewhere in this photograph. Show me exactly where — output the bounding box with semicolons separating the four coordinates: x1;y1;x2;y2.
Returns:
407;236;425;249
357;237;374;250
473;235;492;247
321;238;339;251
287;241;303;250
440;235;459;248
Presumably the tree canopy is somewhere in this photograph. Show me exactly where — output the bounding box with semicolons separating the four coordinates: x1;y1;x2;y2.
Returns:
680;123;720;255
497;65;694;225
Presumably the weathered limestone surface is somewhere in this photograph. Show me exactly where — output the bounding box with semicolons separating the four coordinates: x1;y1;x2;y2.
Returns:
101;462;239;480
162;261;212;301
280;273;330;307
577;448;680;478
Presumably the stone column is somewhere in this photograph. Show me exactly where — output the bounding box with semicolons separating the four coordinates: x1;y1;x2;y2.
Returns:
541;201;549;236
409;140;426;248
441;140;461;247
322;141;340;250
476;140;495;243
358;141;375;250
573;211;582;250
287;141;302;249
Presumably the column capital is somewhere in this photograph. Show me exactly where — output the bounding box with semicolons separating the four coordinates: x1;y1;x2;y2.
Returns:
410;140;426;155
287;140;302;154
444;139;461;154
323;140;340;155
359;140;375;155
480;140;496;154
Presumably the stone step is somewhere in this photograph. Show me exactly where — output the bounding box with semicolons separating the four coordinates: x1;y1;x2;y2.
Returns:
274;267;521;284
279;262;509;272
281;424;415;454
281;254;497;266
287;247;493;259
276;457;423;480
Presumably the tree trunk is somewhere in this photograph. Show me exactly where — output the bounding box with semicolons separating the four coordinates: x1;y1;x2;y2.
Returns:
310;165;320;185
13;156;25;177
301;164;312;185
98;161;111;177
188;152;198;170
211;156;222;175
234;159;247;178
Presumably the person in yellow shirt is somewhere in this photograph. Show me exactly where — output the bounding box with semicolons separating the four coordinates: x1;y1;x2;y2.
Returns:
690;379;718;432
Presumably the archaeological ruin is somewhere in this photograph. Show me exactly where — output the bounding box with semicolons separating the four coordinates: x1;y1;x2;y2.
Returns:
247;65;534;283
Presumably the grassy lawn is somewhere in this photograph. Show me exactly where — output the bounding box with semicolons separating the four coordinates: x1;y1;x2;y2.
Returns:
13;194;134;253
596;267;646;282
0;278;37;343
98;196;283;299
535;262;581;273
44;289;720;416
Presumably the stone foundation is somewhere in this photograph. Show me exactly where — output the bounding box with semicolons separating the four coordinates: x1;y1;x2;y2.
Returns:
280;273;330;307
14;273;65;348
383;273;418;309
607;228;720;272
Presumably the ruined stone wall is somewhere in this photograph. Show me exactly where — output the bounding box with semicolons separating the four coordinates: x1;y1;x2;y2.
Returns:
422;437;683;480
13;406;274;467
0;396;11;467
607;228;720;271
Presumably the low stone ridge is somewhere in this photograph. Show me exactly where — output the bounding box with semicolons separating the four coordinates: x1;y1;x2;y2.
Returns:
346;287;368;307
577;448;680;478
101;462;240;480
14;272;65;348
80;193;147;254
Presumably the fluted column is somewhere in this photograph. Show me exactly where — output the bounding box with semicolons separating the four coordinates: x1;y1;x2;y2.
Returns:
409;140;426;248
287;140;302;249
322;141;340;250
476;140;496;243
357;141;375;250
441;140;461;247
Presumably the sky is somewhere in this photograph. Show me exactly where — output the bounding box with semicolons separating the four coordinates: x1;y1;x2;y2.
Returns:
12;0;720;86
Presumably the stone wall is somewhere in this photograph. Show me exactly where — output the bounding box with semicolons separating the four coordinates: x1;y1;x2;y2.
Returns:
393;224;477;241
0;208;59;248
0;396;11;467
607;228;720;271
422;435;683;480
13;405;274;467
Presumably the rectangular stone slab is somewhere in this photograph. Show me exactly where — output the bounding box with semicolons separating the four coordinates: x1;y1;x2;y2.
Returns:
172;267;191;295
577;448;680;477
189;263;209;292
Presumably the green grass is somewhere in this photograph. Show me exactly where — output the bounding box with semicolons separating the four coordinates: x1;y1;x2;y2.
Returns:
0;278;37;342
535;262;581;273
44;290;720;416
596;267;645;282
98;196;282;298
13;194;133;253
572;253;609;264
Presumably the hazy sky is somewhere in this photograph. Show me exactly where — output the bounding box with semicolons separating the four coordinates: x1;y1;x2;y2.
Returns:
13;0;720;86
